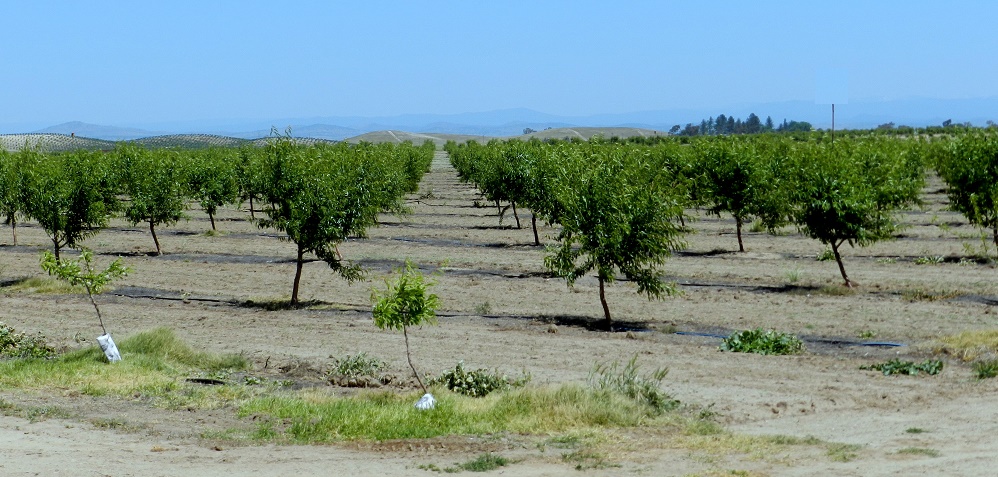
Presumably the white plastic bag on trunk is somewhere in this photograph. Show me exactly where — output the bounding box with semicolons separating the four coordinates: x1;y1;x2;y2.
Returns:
414;393;436;410
97;333;122;362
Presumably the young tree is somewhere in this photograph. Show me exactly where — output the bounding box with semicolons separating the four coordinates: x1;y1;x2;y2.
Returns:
936;131;998;247
40;249;129;337
789;138;923;287
544;149;687;326
21;150;118;260
694;137;790;252
185;148;240;231
117;146;187;255
257;135;386;305
371;259;440;394
0;149;31;245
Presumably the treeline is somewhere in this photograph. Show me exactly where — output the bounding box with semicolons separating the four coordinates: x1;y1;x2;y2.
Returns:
446;130;998;323
671;113;813;136
0;136;436;304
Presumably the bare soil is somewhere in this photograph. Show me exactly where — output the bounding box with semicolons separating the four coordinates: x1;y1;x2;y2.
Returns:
1;151;996;476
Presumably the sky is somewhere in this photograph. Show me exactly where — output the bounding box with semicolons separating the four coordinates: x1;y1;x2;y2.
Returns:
3;0;997;129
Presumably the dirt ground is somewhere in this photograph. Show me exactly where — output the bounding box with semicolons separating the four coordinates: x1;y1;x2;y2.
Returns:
1;151;996;476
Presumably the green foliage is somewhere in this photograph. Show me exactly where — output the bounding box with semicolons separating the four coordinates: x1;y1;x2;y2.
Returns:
0;149;30;245
720;329;805;355
861;359;943;376
116;145;187;254
789;137;924;286
692;136;791;251
184;148;240;231
936;131;998;247
544;146;686;323
816;248;836;261
372;259;440;392
256;134;423;303
372;260;440;332
40;248;129;334
972;359;998;379
0;322;56;359
328;352;386;378
21;149;119;259
588;355;678;414
450;453;510;472
428;361;530;397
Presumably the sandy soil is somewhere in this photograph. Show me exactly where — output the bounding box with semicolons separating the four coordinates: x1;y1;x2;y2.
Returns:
1;151;996;476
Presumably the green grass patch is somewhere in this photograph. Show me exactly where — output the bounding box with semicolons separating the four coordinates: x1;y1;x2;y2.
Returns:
0;328;249;406
897;447;940;458
236;384;670;443
973;359;998;379
452;453;510;472
935;329;998;361
2;276;83;294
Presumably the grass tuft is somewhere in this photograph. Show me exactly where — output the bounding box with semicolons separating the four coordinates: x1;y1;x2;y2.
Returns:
934;330;998;361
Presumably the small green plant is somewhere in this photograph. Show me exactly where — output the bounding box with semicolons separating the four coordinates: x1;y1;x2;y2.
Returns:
328;352;386;379
428;361;529;397
897;447;940;457
784;263;802;284
562;450;618;471
905;427;927;434
371;259;440;393
720;329;805;355
857;329;877;339
914;255;945;265
450;453;510;472
875;257;898;264
39;249;129;336
972;359;998;379
473;301;492;315
816;248;835;262
588;355;678;413
827;443;861;462
0;322;56;359
861;359;943;376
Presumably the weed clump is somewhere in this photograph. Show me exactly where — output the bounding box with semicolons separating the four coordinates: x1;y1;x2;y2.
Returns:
588;355;678;414
861;359;943;376
720;328;805;355
428;361;529;397
0;322;55;359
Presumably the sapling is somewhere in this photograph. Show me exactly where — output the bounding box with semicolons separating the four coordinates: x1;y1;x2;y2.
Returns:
371;259;439;408
40;249;129;362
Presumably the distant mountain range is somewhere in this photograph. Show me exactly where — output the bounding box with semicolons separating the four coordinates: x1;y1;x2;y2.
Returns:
15;97;998;141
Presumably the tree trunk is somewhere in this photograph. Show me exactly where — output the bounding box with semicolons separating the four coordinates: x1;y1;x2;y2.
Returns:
85;284;108;335
531;213;540;246
149;221;161;255
249;196;255;220
512;202;521;229
404;326;427;393
291;243;305;305
209;211;216;231
831;240;853;287
993;225;997;249
10;216;17;246
736;217;745;252
52;236;61;261
598;274;612;326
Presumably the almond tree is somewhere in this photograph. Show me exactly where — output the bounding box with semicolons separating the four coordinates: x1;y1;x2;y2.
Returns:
789;138;923;287
117;146;187;255
936;131;998;248
22;150;118;260
544;148;687;326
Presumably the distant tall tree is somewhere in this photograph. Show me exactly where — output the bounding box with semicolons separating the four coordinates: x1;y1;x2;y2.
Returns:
715;114;728;135
745;113;762;134
765;116;775;132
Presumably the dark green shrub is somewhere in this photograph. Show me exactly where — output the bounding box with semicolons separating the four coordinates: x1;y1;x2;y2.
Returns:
861;359;943;376
428;361;529;397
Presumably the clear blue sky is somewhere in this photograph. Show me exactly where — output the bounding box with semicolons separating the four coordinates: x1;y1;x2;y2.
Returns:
3;0;996;128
